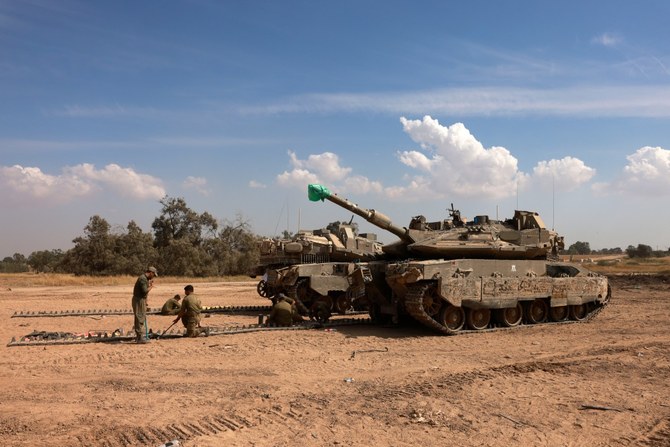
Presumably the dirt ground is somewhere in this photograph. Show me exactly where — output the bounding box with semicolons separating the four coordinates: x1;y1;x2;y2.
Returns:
0;275;668;447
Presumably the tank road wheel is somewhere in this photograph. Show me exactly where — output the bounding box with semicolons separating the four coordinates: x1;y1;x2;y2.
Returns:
569;304;588;321
333;292;352;315
466;308;491;330
421;285;443;317
549;306;569;322
525;299;548;324
257;280;273;298
496;303;523;327
437;305;465;334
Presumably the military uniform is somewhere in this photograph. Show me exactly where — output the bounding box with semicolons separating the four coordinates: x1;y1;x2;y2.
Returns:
132;273;151;339
161;296;181;315
267;297;303;327
181;293;203;337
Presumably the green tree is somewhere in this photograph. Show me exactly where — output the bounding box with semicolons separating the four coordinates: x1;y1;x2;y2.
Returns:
27;249;65;273
567;241;591;255
61;215;117;275
626;244;653;258
114;221;158;275
208;215;259;275
152;196;219;276
152;196;218;248
636;244;653;258
0;253;29;273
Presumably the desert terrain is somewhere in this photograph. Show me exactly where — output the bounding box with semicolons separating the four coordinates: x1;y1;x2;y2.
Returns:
0;273;668;447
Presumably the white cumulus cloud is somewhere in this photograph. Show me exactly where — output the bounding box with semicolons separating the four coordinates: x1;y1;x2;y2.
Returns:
396;116;525;199
277;150;383;195
593;146;670;196
182;176;211;196
0;163;165;206
0;165;93;202
276;116;596;201
530;157;596;191
249;180;267;189
277;150;352;188
67;163;165;199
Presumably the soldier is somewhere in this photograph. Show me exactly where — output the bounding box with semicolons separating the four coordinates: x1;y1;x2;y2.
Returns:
173;285;207;337
309;300;332;324
160;294;181;315
267;294;303;327
132;266;158;343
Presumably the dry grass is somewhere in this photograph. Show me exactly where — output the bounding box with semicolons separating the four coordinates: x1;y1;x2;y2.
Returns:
2;256;668;289
0;273;251;288
586;256;670;275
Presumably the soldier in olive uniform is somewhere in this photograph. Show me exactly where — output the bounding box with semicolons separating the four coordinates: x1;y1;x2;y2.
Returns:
267;294;304;327
173;285;207;337
161;294;181;315
132;266;157;343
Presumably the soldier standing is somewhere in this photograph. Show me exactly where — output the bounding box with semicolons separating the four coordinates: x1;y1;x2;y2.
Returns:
173;285;207;337
132;266;158;343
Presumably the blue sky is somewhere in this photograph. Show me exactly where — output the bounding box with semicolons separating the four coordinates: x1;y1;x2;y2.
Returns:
2;0;670;256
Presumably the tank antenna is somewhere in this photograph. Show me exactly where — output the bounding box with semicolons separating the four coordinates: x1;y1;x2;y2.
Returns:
273;198;288;237
552;174;555;231
516;180;519;210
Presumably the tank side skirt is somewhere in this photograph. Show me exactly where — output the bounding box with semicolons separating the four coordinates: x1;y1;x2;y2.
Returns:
403;277;611;335
438;276;608;309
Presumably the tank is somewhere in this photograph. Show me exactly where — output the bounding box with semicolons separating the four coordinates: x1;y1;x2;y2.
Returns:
308;184;564;260
250;218;384;317
308;183;611;334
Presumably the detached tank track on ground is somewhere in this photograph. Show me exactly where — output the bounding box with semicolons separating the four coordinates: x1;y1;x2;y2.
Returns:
404;282;611;336
6;318;371;347
11;305;274;318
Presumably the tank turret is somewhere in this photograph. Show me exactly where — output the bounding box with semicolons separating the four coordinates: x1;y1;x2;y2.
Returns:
308;183;564;260
250;213;384;299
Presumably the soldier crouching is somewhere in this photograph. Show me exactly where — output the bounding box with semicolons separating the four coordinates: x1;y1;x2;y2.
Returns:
173;284;208;337
267;294;304;327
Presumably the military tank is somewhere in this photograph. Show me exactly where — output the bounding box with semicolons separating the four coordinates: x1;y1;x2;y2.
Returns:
308;184;611;334
250;219;384;316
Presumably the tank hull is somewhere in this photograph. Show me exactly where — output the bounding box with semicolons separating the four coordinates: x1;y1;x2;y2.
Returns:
266;262;367;316
362;259;610;334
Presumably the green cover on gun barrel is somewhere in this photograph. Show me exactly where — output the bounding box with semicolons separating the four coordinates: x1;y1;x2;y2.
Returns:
308;184;332;202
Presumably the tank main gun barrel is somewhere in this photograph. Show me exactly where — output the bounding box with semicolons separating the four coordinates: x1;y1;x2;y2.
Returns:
308;184;412;243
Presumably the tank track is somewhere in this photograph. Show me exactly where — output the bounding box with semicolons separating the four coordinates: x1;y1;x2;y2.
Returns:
7;317;371;347
404;281;611;336
11;305;273;318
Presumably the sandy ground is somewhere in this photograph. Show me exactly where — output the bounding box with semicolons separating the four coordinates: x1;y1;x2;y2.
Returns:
0;275;668;447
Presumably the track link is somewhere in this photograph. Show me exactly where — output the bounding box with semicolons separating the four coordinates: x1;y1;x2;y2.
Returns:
7;318;371;347
405;283;452;334
11;305;274;318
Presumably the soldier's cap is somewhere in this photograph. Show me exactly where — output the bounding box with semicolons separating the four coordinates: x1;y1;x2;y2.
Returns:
147;266;158;276
184;284;194;292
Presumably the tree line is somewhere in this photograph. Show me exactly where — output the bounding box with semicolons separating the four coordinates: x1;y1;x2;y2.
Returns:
565;241;669;258
3;203;670;276
0;197;260;276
